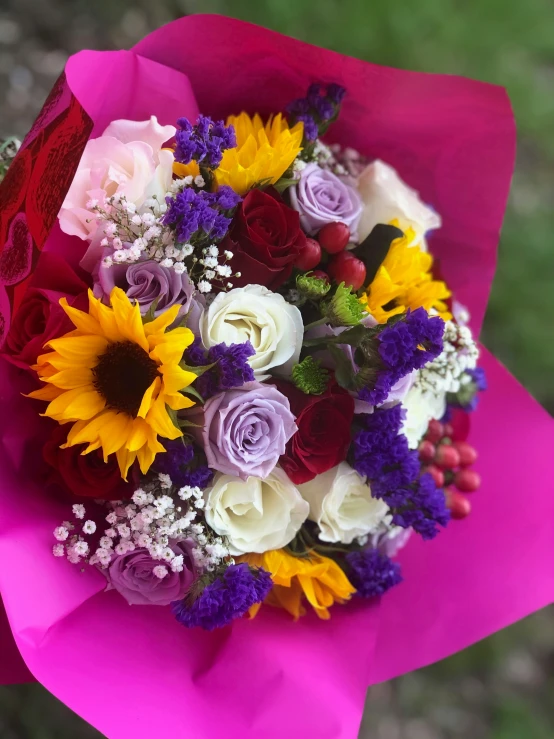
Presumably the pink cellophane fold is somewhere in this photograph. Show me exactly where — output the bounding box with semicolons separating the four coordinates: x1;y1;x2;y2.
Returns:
1;14;553;739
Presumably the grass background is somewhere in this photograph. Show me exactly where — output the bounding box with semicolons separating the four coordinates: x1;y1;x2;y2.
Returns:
0;0;553;736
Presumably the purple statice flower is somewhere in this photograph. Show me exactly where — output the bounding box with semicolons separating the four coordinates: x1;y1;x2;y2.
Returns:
153;440;214;490
172;564;273;630
351;405;450;539
467;366;487;392
346;549;402;598
307;88;335;121
205;186;242;211
391;473;450;540
174;115;236;169
360;308;444;406
295;114;318;141
286;82;347;140
326;83;347;104
163;186;240;245
185;338;255;399
184;336;207;366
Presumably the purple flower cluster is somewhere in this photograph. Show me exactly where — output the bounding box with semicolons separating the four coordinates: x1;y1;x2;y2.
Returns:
351;405;450;539
153;440;214;490
163;186;241;244
174;115;236;169
286;83;347;142
185;338;255;399
359;308;444;406
346;549;402;598
446;366;487;414
172;564;273;630
468;367;487;392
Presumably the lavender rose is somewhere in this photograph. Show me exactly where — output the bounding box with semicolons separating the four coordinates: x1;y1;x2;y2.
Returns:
94;259;194;317
201;381;297;479
289;162;362;238
107;540;196;606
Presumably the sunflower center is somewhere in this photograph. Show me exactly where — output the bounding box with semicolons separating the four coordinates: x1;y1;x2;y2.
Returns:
93;341;159;417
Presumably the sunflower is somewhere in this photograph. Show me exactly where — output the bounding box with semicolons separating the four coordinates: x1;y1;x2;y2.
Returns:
242;549;355;620
359;222;452;323
29;287;197;479
172;159;200;180
214;112;303;195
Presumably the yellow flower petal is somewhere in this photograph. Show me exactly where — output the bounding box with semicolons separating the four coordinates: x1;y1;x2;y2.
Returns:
214;111;303;195
30;286;197;478
359;226;451;322
165;392;195;411
109;288;149;352
144;305;182;337
59;298;102;335
45;388;105;421
43;367;93;390
160;364;196;395
241;550;355;621
115;447;136;480
27;384;65;402
46;334;108;363
149;329;193;365
146;394;182;440
137;377;161;419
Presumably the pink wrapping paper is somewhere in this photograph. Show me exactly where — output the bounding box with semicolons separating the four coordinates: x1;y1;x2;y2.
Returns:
1;14;552;739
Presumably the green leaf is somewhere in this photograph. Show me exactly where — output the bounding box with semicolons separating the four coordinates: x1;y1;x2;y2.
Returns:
273;176;299;193
141;298;160;325
179;361;216;377
181;386;205;403
327;345;357;391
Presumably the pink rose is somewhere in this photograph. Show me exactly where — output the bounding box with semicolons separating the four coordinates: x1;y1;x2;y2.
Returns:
58;116;176;240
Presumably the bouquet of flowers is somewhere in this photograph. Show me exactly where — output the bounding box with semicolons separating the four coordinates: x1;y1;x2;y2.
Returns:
1;15;552;739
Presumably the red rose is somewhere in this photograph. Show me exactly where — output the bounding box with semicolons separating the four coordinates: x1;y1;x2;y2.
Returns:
273;378;355;484
2;252;88;369
223;187;306;289
43;424;133;500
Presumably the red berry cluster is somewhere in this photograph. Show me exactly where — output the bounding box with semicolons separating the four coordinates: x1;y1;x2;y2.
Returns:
295;221;367;291
419;418;480;520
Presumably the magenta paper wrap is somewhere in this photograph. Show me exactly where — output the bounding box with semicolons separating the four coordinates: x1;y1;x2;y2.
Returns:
1;14;553;739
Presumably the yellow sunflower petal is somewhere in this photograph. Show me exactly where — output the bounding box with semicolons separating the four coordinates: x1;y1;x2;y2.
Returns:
136;442;158;475
149;329;193;365
109;288;149;352
143;305;181;336
146;394;182;440
59;298;102;335
160;365;197;395
46;388;105;421
115;447;137;480
46;334;108;363
97;413;133;458
27;384;66;402
42;367;93;390
165;392;195;411
137;376;161;419
125;418;149;452
87;290;122;342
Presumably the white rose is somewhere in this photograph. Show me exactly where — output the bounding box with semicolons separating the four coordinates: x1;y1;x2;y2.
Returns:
298;462;389;544
200;285;303;380
401;383;446;449
204;467;309;554
356;160;441;249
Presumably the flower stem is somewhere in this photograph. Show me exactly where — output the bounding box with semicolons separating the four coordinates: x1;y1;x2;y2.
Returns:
303;317;327;332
